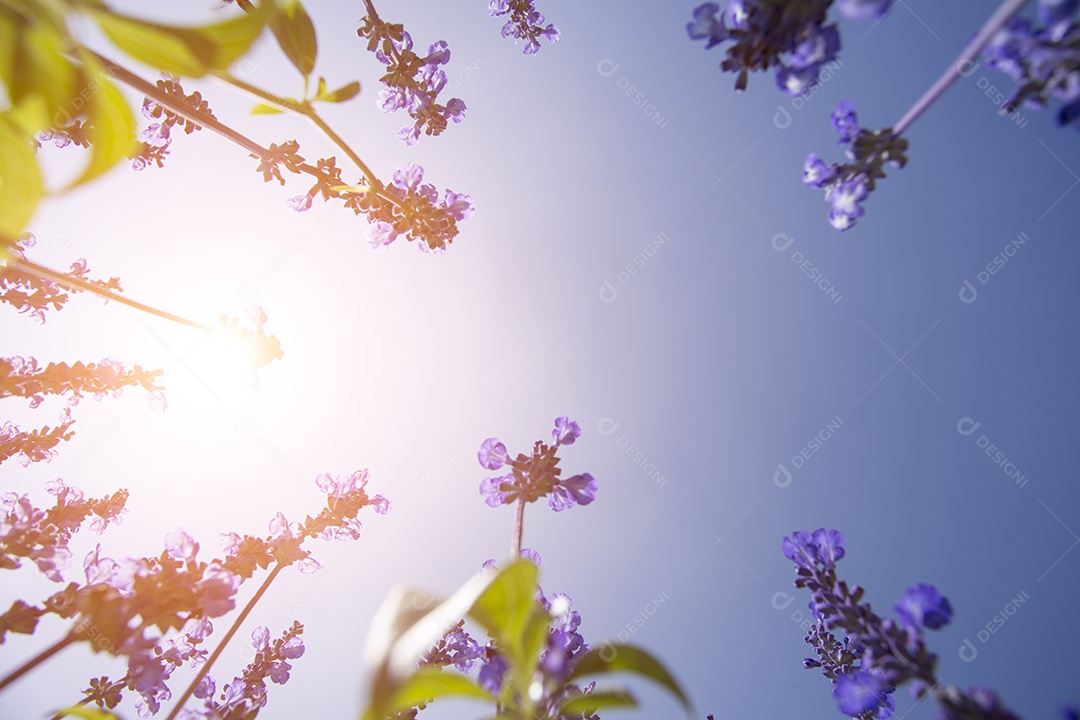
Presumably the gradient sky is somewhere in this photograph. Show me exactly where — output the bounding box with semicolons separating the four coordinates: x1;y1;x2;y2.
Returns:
4;1;1080;719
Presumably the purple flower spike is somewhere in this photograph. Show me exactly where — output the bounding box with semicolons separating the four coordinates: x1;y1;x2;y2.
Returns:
782;531;818;569
478;437;509;470
812;528;845;566
834;670;895;716
895;583;953;630
832;101;859;144
803;152;835;187
686;3;727;48
478;653;508;694
827;175;869;231
564;473;597;505
480;474;512;507
837;0;894;21
552;416;581;446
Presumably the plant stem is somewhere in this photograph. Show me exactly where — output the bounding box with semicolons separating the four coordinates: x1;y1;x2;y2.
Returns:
165;563;285;720
88;51;399;209
211;72;379;186
893;0;1028;136
512;497;525;558
0;632;75;694
90;51;269;157
11;257;211;331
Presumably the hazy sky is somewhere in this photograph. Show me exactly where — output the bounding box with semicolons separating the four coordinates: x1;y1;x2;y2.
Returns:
4;1;1080;719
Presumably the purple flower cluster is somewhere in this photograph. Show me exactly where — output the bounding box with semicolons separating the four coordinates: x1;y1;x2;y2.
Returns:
184;622;306;718
803;102;908;231
365;163;475;253
0;355;165;410
279;149;474;253
0;234;124;324
981;0;1080;131
132;76;216;170
0;479;128;585
478;417;597;512
488;1;560;55
686;1;892;93
357;15;466;144
784;529;1024;720
474;556;593;716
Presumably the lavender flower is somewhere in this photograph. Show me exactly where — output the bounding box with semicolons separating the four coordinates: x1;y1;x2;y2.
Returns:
894;583;953;631
489;0;560;54
837;0;894;21
804;101;908;231
687;1;887;94
357;15;466;144
783;529;1028;720
981;2;1080;131
353;162;474;253
478;417;597;512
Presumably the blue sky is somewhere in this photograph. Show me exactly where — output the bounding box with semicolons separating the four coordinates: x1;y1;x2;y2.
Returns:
4;1;1080;718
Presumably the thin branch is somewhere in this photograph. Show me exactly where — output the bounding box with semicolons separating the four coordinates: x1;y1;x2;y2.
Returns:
165;564;285;720
88;51;398;207
512;497;525;559
893;0;1028;136
11;257;211;331
210;71;379;185
0;632;76;694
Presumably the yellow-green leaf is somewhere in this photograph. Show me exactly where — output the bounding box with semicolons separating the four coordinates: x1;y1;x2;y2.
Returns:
568;643;692;715
386;668;493;714
53;707;122;719
251;103;284;114
559;688;638;715
1;13;79;133
68;52;136;188
269;0;317;77
91;3;269;78
319;80;360;104
0;114;44;238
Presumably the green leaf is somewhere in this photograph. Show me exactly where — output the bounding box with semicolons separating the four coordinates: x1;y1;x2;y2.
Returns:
251;103;284;114
559;688;638;715
269;0;317;77
68;51;136;188
318;80;360;104
0;114;44;238
363;562;535;720
467;560;539;650
385;668;493;714
91;3;269;78
568;643;692;714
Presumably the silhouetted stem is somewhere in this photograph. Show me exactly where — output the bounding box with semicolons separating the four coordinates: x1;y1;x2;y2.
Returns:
0;632;75;694
512;498;525;558
90;51;401;210
12;257;210;331
165;563;285;720
211;72;379;186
